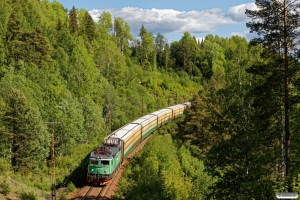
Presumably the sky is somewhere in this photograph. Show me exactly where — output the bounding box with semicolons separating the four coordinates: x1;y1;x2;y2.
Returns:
56;0;258;42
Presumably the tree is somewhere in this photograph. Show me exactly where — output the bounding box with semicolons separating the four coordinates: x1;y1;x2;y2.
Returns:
155;33;165;67
6;12;23;67
162;43;171;72
179;32;199;76
20;27;52;66
0;0;10;68
113;17;132;55
199;39;225;81
67;36;98;97
138;25;155;69
96;11;113;40
3;88;49;172
68;6;78;34
246;0;300;185
81;11;96;42
6;13;51;69
170;41;185;74
0;98;9;161
94;39;127;85
179;92;215;156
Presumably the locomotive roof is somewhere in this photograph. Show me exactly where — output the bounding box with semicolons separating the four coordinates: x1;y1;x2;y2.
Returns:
89;144;120;160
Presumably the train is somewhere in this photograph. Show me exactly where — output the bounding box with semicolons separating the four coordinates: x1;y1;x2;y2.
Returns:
86;102;191;185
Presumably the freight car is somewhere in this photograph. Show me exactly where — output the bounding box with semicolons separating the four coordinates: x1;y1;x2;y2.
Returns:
87;102;191;185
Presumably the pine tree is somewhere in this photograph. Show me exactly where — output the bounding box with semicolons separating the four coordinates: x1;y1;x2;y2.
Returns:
179;92;215;156
81;11;95;42
6;12;23;67
155;33;165;68
68;6;78;34
179;32;198;75
246;0;300;185
3;88;49;172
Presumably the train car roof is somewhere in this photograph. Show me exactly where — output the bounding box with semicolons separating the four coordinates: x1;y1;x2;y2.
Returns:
131;114;157;124
107;123;140;140
150;108;172;116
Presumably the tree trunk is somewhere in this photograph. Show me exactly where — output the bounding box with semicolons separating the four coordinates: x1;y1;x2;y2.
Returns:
283;0;290;179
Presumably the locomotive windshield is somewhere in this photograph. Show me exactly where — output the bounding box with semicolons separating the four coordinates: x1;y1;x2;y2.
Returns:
90;160;98;165
101;160;110;165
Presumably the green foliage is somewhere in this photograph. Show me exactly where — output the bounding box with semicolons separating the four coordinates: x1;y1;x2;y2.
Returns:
1;86;49;172
178;144;216;199
0;180;11;195
68;6;78;34
80;11;96;42
67;182;76;192
96;11;113;40
136;25;155;69
60;192;68;200
55;96;86;150
94;39;127;86
20;191;37;200
0;158;10;171
114;17;132;55
116;134;193;200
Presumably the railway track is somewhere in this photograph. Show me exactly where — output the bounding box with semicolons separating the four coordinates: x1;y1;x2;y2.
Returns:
72;186;103;200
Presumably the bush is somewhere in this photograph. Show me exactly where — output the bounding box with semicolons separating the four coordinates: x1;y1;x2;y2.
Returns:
60;192;67;200
67;182;76;192
0;158;10;171
0;180;10;195
20;192;37;200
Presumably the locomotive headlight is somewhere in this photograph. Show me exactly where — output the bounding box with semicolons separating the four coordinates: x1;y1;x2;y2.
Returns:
104;170;107;173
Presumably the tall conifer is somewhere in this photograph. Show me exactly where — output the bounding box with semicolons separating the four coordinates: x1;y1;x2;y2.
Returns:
69;6;78;34
246;0;300;185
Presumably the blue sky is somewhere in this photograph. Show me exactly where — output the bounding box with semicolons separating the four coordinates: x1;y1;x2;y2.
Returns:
56;0;257;41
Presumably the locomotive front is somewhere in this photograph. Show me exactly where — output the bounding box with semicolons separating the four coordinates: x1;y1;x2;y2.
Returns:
87;138;121;185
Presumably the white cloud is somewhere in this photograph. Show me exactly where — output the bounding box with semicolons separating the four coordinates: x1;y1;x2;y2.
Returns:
89;7;236;37
195;37;205;43
231;32;246;37
231;30;257;41
228;3;258;22
89;3;259;40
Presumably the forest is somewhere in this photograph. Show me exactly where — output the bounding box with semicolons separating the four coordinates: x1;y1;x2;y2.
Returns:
0;0;299;199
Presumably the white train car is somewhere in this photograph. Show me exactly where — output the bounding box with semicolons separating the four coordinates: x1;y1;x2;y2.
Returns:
167;104;186;119
149;108;173;128
132;114;158;140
